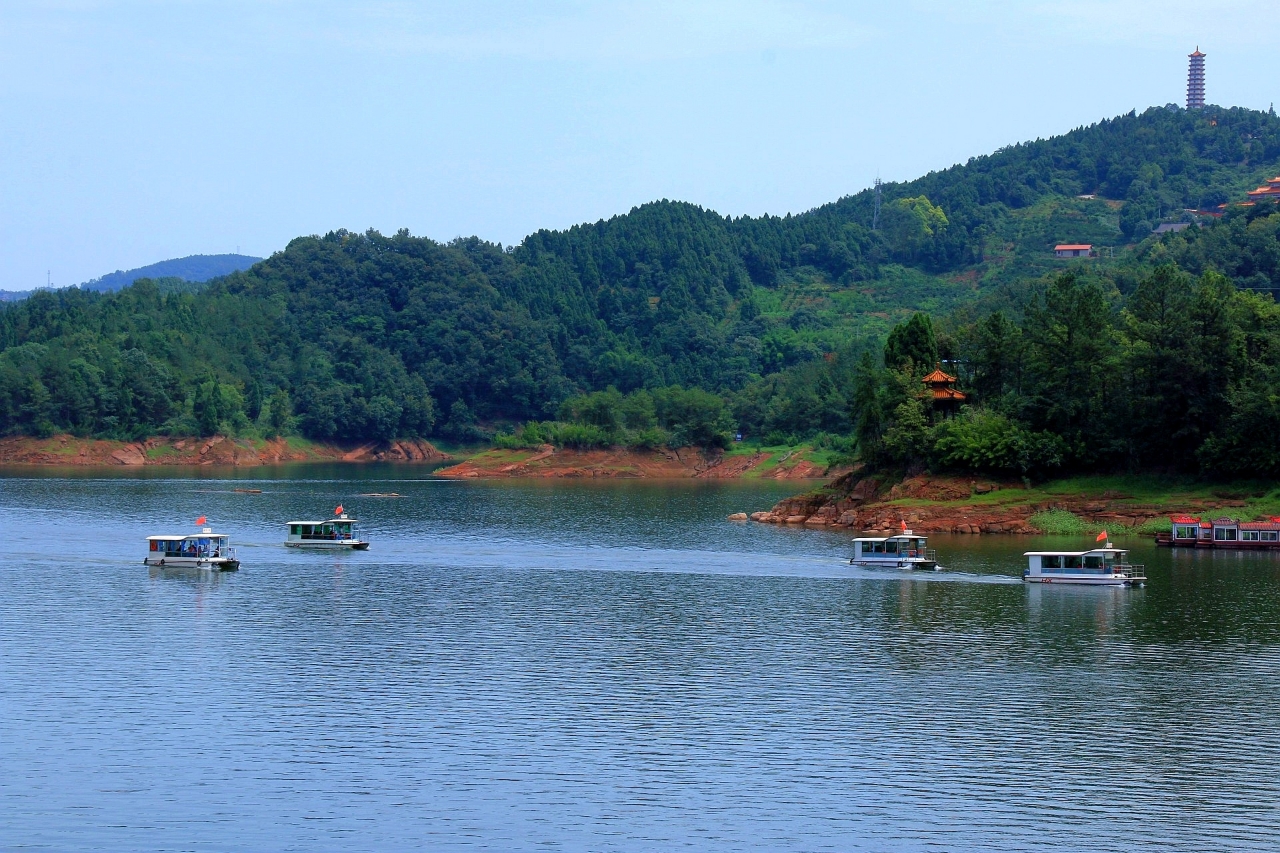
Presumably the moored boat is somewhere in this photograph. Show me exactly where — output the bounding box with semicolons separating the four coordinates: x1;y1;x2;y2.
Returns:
849;531;939;570
145;527;240;571
1155;515;1280;549
285;512;370;550
1023;547;1145;586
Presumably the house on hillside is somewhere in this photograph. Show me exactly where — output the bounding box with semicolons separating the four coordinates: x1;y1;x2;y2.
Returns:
1054;244;1093;258
1246;177;1280;203
1153;222;1191;234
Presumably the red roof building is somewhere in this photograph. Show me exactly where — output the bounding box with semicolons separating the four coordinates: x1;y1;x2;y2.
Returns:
1054;244;1093;258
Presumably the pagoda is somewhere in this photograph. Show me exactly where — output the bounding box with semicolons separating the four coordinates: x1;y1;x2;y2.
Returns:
1187;48;1205;110
922;363;965;415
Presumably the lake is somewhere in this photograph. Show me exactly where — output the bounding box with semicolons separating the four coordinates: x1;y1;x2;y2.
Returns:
2;466;1279;851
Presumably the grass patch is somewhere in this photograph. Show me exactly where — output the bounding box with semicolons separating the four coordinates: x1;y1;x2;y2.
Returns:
146;445;178;459
1027;509;1090;535
744;447;808;478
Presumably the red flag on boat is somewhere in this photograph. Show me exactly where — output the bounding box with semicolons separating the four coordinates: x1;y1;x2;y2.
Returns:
901;520;908;532
335;505;344;515
195;516;207;526
1096;530;1108;542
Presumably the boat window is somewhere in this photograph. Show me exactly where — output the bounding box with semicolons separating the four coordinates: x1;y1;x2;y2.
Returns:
1264;532;1278;542
1083;556;1102;569
1215;527;1237;541
871;542;884;553
1065;556;1083;569
1042;555;1062;569
1242;530;1260;541
885;541;898;554
1175;525;1196;539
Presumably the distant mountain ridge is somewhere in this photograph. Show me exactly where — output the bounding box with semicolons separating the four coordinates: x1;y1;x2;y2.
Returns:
77;254;262;292
0;253;263;302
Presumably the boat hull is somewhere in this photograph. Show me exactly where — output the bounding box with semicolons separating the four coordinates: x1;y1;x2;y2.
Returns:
850;558;938;571
144;556;239;571
285;541;370;550
1024;574;1142;586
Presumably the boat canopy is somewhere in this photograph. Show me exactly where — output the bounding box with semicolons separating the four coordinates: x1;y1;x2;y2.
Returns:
287;519;356;526
147;533;228;541
1023;548;1127;557
853;534;926;543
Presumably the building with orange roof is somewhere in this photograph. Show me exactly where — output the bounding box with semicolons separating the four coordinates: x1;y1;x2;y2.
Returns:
1246;177;1280;203
922;364;965;415
1054;244;1093;258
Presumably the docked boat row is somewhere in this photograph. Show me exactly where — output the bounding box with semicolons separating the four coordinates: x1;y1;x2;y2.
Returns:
145;509;369;571
849;530;1146;586
1155;515;1280;549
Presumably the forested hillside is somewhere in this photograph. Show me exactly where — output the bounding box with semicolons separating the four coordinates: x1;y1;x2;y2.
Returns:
2;106;1279;477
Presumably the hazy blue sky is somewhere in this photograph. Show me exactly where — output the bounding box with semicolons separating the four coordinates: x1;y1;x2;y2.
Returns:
1;1;1276;289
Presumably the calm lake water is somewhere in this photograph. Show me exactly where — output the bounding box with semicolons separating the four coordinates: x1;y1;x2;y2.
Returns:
3;466;1280;852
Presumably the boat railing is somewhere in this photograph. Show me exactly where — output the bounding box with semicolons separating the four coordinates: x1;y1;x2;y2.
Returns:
1119;563;1146;580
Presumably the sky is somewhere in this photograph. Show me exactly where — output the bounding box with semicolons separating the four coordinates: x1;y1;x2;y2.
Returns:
0;0;1277;290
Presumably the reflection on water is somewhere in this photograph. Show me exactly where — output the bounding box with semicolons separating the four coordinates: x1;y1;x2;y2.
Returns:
2;467;1280;851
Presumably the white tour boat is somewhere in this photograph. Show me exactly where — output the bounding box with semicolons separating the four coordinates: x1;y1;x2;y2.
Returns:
284;513;370;550
1023;546;1146;586
145;528;240;571
849;531;939;570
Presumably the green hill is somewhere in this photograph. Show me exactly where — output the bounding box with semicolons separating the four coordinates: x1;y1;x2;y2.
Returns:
1;105;1278;473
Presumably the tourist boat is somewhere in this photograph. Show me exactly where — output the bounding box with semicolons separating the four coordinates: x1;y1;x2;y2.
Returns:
145;527;240;571
284;512;370;550
1023;547;1145;586
849;531;939;570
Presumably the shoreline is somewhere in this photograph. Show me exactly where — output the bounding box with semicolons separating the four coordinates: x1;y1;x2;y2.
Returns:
0;434;450;467
0;434;835;479
433;444;838;480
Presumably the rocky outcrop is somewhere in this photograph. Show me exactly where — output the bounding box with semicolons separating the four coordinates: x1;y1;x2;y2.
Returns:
747;474;1170;535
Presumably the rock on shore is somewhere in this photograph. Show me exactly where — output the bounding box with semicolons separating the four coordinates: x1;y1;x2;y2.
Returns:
746;473;1171;535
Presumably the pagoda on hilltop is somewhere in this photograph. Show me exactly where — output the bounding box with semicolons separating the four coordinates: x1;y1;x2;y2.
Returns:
1187;48;1206;110
922;363;965;416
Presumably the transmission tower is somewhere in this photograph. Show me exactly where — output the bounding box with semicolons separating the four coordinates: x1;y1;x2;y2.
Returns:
872;177;882;231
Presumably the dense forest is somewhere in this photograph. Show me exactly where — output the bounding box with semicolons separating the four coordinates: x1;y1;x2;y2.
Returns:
2;105;1279;478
